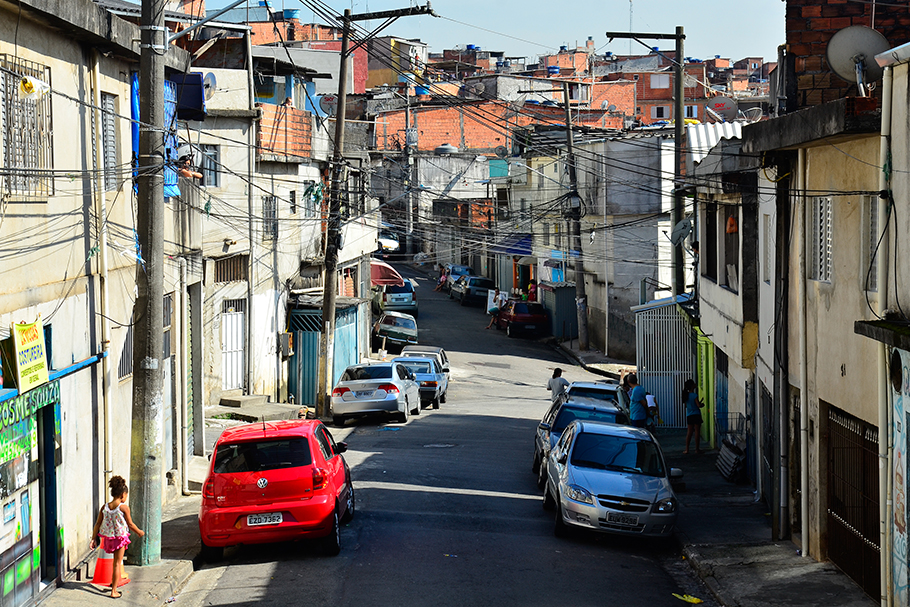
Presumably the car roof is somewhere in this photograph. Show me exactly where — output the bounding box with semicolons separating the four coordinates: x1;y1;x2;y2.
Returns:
217;419;318;443
392;356;434;364
572;420;653;440
569;381;619;390
560;399;622;413
402;345;443;354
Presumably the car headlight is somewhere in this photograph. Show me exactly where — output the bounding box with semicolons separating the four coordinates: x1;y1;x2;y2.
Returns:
564;484;594;505
652;497;677;513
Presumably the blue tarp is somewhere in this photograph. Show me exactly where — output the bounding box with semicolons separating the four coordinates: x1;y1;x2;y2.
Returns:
131;74;180;198
490;233;532;256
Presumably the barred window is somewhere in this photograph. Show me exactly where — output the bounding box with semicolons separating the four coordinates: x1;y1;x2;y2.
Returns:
262;195;278;242
0;55;53;198
118;323;134;380
213;254;248;283
810;196;833;283
101;93;117;191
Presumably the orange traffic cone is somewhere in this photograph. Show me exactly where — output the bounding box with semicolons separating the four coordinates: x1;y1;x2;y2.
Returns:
91;550;130;588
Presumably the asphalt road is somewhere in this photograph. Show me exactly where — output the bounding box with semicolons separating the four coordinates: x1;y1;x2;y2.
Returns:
176;264;715;607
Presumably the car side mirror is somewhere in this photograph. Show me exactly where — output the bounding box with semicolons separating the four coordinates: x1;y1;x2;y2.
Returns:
557;452;567;465
669;468;683;479
442;365;450;373
538;422;551;432
336;442;348;454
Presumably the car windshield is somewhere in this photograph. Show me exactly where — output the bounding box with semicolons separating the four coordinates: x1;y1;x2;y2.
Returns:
553;406;627;433
385;283;413;294
570;433;664;477
341;366;393;381
379;231;398;241
473;279;494;287
384;316;416;329
512;303;545;315
214;438;312;473
399;361;431;374
568;387;618;402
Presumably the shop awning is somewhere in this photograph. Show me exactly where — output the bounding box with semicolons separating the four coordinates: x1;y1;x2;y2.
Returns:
490;233;532;256
517;256;537;265
370;259;405;287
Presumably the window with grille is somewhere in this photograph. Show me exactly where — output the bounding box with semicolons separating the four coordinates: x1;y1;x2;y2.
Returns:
289;190;296;214
302;180;316;217
810;196;833;282
651;106;669;119
685;105;698;118
222;298;246;313
865;196;878;292
118;323;134;380
0;55;53;198
101;93;117;191
200;144;220;187
262;195;278;242
213;254;248;283
163;293;173;359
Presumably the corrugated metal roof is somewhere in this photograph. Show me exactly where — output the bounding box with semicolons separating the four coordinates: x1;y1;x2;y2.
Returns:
630;292;692;313
686;121;742;165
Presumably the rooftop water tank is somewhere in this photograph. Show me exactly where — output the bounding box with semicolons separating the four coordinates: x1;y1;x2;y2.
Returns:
559;45;568;52
434;143;459;155
466;44;476;51
415;85;429;95
547;66;560;75
503;60;511;67
283;9;301;19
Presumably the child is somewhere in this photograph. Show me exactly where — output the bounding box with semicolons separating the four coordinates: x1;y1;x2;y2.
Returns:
91;475;145;598
682;379;705;454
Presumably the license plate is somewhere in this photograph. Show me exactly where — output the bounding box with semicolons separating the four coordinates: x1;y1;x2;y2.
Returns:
607;512;639;526
356;390;374;398
525;325;536;330
247;513;282;526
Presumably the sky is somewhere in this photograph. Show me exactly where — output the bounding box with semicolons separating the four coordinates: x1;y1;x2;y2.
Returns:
206;0;786;63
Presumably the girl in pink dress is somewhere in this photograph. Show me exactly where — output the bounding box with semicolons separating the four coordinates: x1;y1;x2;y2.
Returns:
90;476;145;598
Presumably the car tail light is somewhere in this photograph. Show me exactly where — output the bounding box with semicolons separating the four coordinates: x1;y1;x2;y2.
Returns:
378;383;400;395
383;293;388;302
313;467;327;490
332;387;351;397
203;479;215;499
422;381;437;387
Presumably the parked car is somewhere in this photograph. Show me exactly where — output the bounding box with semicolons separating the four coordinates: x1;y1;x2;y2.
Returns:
494;300;549;337
450;275;495;306
331;362;421;425
198;419;355;561
378;230;400;252
533;399;630;489
443;264;475;292
543;421;682;538
392;356;448;408
372;311;418;351
372;279;418;317
400;345;451;382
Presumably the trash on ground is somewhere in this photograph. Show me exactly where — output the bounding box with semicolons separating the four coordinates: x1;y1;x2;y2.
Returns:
671;594;703;604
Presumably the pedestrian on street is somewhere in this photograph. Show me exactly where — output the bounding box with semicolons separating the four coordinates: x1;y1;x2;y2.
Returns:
528;279;538;302
547;368;570;403
683;379;705;454
433;266;447;292
90;475;145;599
627;373;649;429
645;391;661;432
486;288;507;329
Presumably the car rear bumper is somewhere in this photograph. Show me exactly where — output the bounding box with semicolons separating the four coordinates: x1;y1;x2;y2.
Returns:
199;495;335;547
376;333;417;346
332;394;403;416
379;303;418;314
418;387;441;401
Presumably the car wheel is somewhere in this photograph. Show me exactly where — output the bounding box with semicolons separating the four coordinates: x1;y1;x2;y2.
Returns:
200;540;223;563
332;415;346;427
432;396;440;410
412;397;420;415
341;480;355;524
506;323;515;338
532;450;540;474
542;484;556;511
440;391;447;404
321;507;342;556
537;459;548;489
397;401;409;423
554;494;569;538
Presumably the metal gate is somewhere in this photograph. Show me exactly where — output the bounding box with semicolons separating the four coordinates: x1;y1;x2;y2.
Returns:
634;298;695;428
221;298;245;390
760;383;774;508
288;305;359;406
827;406;880;598
186;290;194;456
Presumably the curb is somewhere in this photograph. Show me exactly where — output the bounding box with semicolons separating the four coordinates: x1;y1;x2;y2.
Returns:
146;560;195;604
679;543;738;607
552;341;619;380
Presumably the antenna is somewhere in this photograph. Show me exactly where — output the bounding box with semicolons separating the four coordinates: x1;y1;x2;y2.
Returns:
203;72;217;101
826;25;890;96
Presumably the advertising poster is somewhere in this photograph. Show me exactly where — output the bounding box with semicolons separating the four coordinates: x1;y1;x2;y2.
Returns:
11;320;48;393
893;348;910;605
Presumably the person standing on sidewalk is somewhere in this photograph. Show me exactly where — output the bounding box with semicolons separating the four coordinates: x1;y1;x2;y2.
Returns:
547;368;570;403
683;378;705;454
627;374;649;429
90;476;145;599
485;288;507;329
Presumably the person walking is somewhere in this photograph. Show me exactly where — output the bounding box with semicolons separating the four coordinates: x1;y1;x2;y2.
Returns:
527;279;538;302
91;475;145;598
683;379;705;454
627;373;649;429
485;288;507;329
433;266;447;292
547;368;570;403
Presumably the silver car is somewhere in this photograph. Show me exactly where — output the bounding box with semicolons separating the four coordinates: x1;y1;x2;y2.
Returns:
399;345;450;382
331;362;421;426
543;421;682;538
392;356;448;408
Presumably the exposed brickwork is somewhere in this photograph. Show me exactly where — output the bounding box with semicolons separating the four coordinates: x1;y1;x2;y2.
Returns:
590;80;636;116
257;104;313;160
304;41;368;94
786;0;910;108
605;64;711;124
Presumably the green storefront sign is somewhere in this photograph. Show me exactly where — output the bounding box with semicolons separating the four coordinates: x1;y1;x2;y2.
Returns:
0;380;60;467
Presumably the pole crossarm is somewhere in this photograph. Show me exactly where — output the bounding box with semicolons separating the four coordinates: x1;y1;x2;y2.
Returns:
604;31;684;41
344;4;435;22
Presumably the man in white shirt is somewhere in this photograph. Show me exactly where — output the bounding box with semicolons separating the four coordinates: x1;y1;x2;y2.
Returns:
547;368;570;403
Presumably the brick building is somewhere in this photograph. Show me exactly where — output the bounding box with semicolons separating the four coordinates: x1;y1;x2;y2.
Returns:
606;63;712;125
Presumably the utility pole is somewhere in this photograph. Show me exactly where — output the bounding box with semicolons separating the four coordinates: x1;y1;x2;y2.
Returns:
605;28;686;296
316;4;434;419
404;89;413;256
563;80;588;351
129;0;166;566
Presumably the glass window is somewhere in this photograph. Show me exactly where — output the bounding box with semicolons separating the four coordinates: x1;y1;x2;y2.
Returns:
213;438;312;473
315;428;333;459
567;386;618;401
553;406;625;434
571;433;664;477
385;282;413;294
396;365;408;380
650;74;670;89
200;144;220;187
340;366;392;381
400;361;431;374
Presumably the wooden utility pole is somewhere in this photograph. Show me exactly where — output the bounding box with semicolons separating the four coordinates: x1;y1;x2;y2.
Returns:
562;80;588;351
129;0;167;565
316;4;434;420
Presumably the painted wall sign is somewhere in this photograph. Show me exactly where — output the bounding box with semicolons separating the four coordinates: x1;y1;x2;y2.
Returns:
11;320;48;393
0;380;58;433
892;348;910;605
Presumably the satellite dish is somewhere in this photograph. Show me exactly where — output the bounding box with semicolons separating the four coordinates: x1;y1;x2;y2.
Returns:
494;145;508;158
319;94;338;117
601;100;610;109
607;104;617;112
669;218;692;247
827;25;890;96
203;72;217;101
467;82;486;97
708;96;738;121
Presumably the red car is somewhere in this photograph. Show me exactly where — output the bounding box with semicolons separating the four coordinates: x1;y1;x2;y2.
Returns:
199;420;355;560
495;300;549;337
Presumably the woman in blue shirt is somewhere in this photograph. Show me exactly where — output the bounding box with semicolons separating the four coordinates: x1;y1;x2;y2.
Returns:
627;374;649;429
683;378;704;454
